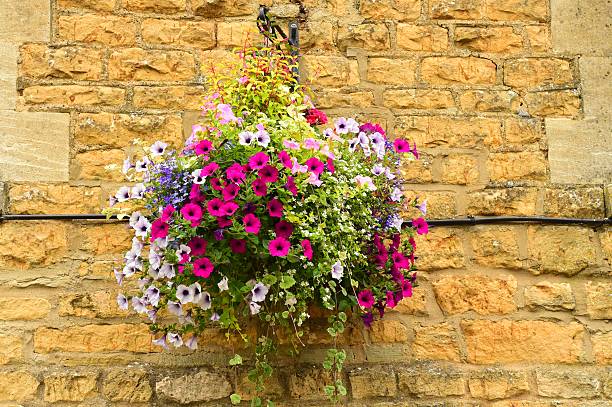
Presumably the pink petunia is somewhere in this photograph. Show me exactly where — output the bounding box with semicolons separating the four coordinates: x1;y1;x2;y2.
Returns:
222;184;240;201
243;213;261;234
412;217;429;235
248;152;270;170
267;198;283;218
160;205;175;222
209;177;225;191
392;251;410;269
393;138;411;153
193;257;214;278
221;201;239;216
274;221;293;238
305;157;324;175
217;216;232;228
195;139;214;156
401;280;413;298
303;138;320;150
386;291;397;308
189;184;205;203
326;158;335;174
201;162;220;176
357;289;375;308
151;219;169;240
188;237;207;256
268;237;290;257
301;239;313;260
252;178;268;197
180;203;202;227
283;139;300;150
285;176;298;196
206;198;224;217
259;165;279;183
226;163;246;184
278;150;293;169
229;239;247;254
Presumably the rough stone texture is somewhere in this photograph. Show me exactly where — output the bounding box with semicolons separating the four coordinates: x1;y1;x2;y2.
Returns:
468;369;530;400
455;27;522;53
142;19;215;48
394;286;427;316
543;187;605;218
288;367;332;400
525;90;581;117
124;0;186;13
338;24;391;51
433;274;517;315
58;14;137;46
470;227;522;269
487;151;548;182
524;282;575;311
504;58;574;89
585;281;612;319
369;319;409;343
367;58;417;85
23;85;125;107
8;183;101;214
397;25;448;51
58;0;115;11
217;21;262;48
421;57;497;85
80;223;132;257
0;334;23;364
192;0;256;17
103;369;153;402
415;228;465;270
412;323;462;362
59;290;126;319
385;89;454;110
504;117;544;146
315;88;375;109
467;188;538;216
439;154;479;184
0;222;67;269
536;369;601;398
19;44;104;80
430;0;483;20
591;332;612;364
73;149;126;181
403;190;457;219
156;371;232;403
551;0;612;55
44;373;98;402
0;111;69;182
460;90;519;113
527;226;603;275
349;367;397;399
398;365;466;397
0;297;51;320
461;320;585;364
303;55;359;86
485;0;548;21
0;371;39;401
108;48;196;81
360;0;421;21
133;86;207;110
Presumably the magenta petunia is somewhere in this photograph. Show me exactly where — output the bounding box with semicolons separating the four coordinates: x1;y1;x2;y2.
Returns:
278;150;293;169
357;289;375;308
151;219;169;240
160;205;175;222
326;157;335;174
252;178;268;196
195;139;214;156
188;237;207;256
206;198;224;217
189;184;205;203
180;203;202;227
401;280;413;298
226;163;246;184
193;257;214;278
222;184;240;201
386;291;397;308
243;213;261;234
221;201;239;216
259;165;279;183
268;237;290;257
229;238;247;254
392;251;410;269
305;157;324;175
248;152;270;170
412;217;429;235
393;138;411;153
274;221;293;238
201;162;220;176
209;177;225;191
285;176;298;196
301;239;313;260
217;216;232;228
374;251;388;268
267;198;283;218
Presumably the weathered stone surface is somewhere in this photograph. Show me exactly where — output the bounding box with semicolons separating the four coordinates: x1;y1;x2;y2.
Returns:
527;226;603;275
0;371;39;401
524;282;575;311
487;151;548;182
395;116;502;149
108;48;196;81
58;14;136;46
156;371;232;403
471;227;522;269
59;290;126;319
460;90;519;113
401;154;434;184
433;274;517;315
422;57;496;85
81;223;132;257
338;24;390;51
124;0;186;13
23;85;125;107
403;190;457;219
9;183;101;214
142;19;215;48
439;154;479;184
1;0;50;42
303;55;359;86
469;369;529;400
133;86;206;110
216;21;261;48
412;323;461;362
485;0;548;21
75;113;184;150
58;0;115;11
394;286;427;316
369;319;409;343
462;320;585;364
505;58;574;89
360;0;421;21
455;27;522;53
349;367;397;399
236;370;283;401
504;117;543;146
601;228;612;266
19;44;104;80
543;187;605;218
0;111;69;182
467;188;538;216
399;365;466;397
385;89;454;110
192;0;256;17
586;281;612;319
0;334;22;364
0;43;17;110
301;19;336;51
44;373;98;402
591;331;612;364
289;367;332;400
525;90;581;117
580;57;612;118
526;25;551;52
0;297;51;320
103;369;152;402
314;88;375;109
34;324;154;353
367;58;417;85
430;0;483;19
397;25;448;51
551;0;612;55
415;228;465;270
73;149;125;181
536;369;601;398
0;222;67;269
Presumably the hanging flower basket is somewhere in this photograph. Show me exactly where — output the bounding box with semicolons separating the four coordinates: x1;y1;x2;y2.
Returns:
105;46;427;406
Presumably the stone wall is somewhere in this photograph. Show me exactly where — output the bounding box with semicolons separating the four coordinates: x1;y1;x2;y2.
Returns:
0;0;610;405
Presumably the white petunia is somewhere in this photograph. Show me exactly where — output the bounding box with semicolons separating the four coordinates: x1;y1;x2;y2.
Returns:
131;296;147;314
130;183;146;199
176;284;194;304
135;157;150;172
331;261;344;280
198;292;212;310
192;169;206;184
391;187;403;202
133;216;151;238
238;131;255;145
185;335;198;350
150;141;168;156
159;263;175;279
167;301;183;317
152;336;169;350
166;332;183;348
115;186;131;202
117;293;128;310
251;283;269;303
210;312;220;321
190;282;202;304
217;276;229;291
145;286;160;307
249;301;261;315
371;164;386;176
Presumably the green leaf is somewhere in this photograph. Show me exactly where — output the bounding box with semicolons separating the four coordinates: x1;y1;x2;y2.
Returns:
279;275;296;289
262;274;277;286
229;354;243;366
230;394;242;405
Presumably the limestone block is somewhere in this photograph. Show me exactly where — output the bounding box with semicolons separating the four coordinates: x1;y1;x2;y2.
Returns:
552;0;612;55
0;0;50;42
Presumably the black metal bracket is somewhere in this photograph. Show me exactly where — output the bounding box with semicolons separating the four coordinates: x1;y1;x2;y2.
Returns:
256;5;300;81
